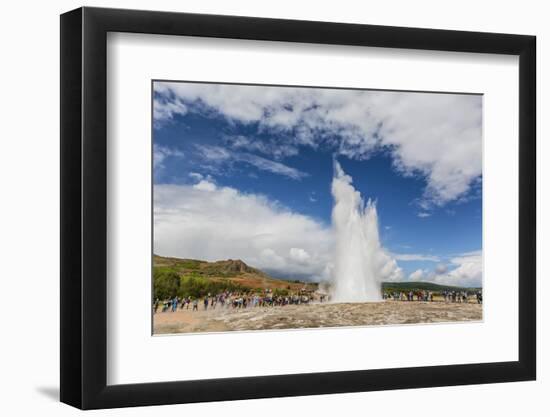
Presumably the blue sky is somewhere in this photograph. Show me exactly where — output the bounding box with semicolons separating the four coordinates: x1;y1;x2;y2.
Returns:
153;81;482;287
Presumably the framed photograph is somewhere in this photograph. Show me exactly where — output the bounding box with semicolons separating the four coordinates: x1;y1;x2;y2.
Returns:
60;6;536;409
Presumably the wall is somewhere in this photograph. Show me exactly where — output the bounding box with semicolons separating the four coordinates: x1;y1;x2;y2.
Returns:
0;0;545;415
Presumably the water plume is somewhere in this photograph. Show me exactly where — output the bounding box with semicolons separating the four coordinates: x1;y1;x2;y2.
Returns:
330;160;383;302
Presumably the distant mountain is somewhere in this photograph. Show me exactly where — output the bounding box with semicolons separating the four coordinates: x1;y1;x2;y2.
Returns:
382;281;481;292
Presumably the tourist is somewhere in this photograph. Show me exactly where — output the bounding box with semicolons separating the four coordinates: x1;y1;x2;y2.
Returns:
476;291;483;304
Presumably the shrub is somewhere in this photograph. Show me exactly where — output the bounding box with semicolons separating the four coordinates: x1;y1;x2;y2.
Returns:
153;269;181;300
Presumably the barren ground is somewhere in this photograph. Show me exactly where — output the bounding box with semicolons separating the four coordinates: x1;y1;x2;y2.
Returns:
153;301;482;334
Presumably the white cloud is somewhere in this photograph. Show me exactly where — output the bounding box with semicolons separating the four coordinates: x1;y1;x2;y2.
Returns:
193;180;216;192
289;247;311;264
196;144;308;180
224;134;299;159
154;179;404;283
417;212;432;218
392;253;440;262
188;172;204;181
379;256;404;282
395;251;481;287
195;144;231;162
432;251;482;287
153;95;187;124
409;269;426;281
154;181;333;280
155;82;482;206
153;144;184;176
239;153;308;180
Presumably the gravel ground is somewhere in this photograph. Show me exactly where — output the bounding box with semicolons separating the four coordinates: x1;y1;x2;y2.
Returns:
153;301;483;334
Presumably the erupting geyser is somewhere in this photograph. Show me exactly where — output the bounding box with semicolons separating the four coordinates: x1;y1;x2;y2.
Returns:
330;160;383;302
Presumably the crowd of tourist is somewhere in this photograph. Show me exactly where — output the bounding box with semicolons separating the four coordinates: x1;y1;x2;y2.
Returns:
383;290;482;304
154;288;482;313
154;289;323;314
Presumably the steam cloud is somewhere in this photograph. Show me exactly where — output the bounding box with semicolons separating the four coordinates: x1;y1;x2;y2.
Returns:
330;161;391;302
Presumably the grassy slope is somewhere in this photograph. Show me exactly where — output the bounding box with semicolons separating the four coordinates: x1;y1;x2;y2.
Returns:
153;255;317;292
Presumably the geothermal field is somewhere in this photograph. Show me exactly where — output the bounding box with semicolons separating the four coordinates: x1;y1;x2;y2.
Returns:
153;161;482;335
154;301;482;334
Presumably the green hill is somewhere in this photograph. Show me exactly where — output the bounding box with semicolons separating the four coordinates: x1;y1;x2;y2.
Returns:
153;255;317;300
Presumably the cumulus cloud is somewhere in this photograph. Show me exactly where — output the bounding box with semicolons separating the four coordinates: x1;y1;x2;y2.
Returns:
378;256;404;282
154;178;405;283
289;247;311;264
154;82;482;206
193;179;217;192
385;251;481;287
432;251;482;287
154;180;333;280
409;269;426;281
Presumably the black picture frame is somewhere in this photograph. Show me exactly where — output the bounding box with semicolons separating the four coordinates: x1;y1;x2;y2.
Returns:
60;6;536;410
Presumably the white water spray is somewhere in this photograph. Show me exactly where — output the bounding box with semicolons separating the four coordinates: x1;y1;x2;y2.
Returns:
330;161;383;302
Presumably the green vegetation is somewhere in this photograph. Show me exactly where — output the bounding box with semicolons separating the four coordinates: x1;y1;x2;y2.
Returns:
153;266;250;299
153;255;315;300
153;269;181;300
